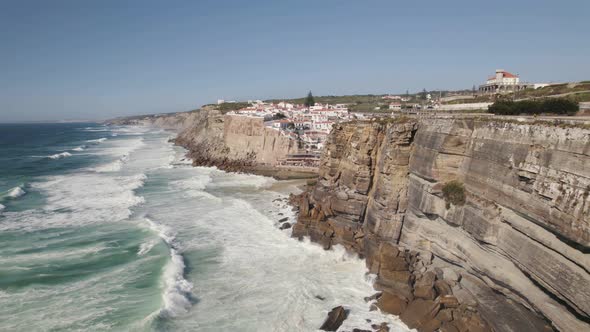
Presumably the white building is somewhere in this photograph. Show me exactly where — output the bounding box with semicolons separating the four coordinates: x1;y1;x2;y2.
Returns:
389;102;402;111
479;69;526;94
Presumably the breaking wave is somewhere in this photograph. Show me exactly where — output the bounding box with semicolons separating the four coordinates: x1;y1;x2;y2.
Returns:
47;152;72;160
87;138;107;144
2;186;27;201
144;217;193;318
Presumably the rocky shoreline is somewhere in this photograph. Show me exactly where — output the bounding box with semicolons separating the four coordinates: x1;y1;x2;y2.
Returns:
288;117;589;332
109;111;590;331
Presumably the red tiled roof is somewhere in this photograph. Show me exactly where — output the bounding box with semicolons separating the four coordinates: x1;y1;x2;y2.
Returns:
502;71;518;78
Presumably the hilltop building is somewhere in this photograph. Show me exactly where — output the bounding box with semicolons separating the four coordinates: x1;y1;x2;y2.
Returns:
478;69;527;94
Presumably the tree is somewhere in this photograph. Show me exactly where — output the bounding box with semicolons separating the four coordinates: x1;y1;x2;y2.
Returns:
305;91;315;108
421;88;427;101
272;112;287;120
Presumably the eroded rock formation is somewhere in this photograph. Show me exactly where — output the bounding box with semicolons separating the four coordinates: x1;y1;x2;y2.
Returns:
292;118;590;332
108;109;301;174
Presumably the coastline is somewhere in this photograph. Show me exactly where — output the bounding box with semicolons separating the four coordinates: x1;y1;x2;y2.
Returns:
106;112;590;332
170;123;403;331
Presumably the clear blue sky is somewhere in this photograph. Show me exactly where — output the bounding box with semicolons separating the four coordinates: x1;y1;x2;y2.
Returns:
1;0;589;122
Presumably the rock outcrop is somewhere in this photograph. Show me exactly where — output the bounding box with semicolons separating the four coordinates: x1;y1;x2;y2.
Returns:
292;117;590;331
107;109;309;177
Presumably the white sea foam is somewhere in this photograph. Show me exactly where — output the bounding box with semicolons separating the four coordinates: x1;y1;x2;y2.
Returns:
92;159;123;172
47;152;72;160
81;127;109;132
206;171;276;190
137;239;158;256
7;186;26;198
86;138;107;144
89;137;143;172
0;204;5;212
72;145;86;152
144;217;193;317
0;126;411;331
0;172;147;232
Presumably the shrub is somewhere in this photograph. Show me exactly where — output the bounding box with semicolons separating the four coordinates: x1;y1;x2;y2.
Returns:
442;180;466;208
488;98;578;115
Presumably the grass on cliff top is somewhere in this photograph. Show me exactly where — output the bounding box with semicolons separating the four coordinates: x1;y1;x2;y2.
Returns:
509;82;590;99
442;180;466;209
201;102;253;114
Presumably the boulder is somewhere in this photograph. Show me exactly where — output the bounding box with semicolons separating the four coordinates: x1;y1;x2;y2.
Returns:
399;299;440;330
372;322;390;332
280;222;292;230
414;271;437;300
364;292;382;302
439;322;460;332
320;306;349;331
336;190;349;201
420;318;442;332
439;295;460;308
377;291;407;315
434;280;453;296
436;308;454;322
380;256;408;272
278;217;289;223
452;309;491;332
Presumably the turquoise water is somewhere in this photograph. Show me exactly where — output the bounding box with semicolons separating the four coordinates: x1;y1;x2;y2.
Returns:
0;123;410;332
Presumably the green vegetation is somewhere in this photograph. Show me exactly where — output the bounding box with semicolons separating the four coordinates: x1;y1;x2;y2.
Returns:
442;180;466;208
272;113;287;120
566;92;590;103
200;102;252;114
446;95;493;104
488;98;578;115
304;91;315;107
507;82;590;99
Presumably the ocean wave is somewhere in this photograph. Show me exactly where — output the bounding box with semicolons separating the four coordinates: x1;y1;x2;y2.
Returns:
208;171;276;190
5;186;27;199
72;145;86;152
0;204;5;212
172;175;212;192
0;173;148;232
92;159;123;173
47;152;72;160
80;127;109;132
86;138;107;144
144;217;193;317
137;239;158;256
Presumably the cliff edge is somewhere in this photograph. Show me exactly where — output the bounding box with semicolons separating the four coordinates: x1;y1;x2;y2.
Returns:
292;117;590;332
107;109;314;178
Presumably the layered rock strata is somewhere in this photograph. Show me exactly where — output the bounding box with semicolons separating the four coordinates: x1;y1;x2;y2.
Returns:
292;118;590;332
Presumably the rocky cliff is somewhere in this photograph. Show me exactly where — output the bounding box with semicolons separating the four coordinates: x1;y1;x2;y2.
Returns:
292;117;590;332
108;109;304;176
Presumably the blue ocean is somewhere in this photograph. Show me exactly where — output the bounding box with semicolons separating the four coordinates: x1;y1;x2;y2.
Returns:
0;123;409;332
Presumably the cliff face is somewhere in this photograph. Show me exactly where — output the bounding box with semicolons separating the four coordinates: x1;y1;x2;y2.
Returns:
174;111;298;171
292;118;590;332
109;110;299;173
